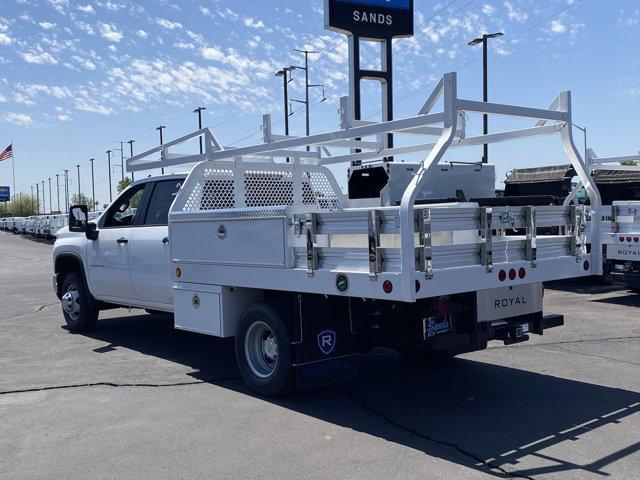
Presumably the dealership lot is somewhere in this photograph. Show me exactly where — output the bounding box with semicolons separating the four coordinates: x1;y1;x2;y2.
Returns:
1;230;639;480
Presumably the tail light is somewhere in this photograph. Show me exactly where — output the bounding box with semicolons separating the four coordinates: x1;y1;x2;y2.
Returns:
509;268;517;281
498;270;507;282
415;280;421;293
619;236;625;242
635;237;639;243
627;236;632;243
583;260;590;271
382;280;393;294
518;267;526;279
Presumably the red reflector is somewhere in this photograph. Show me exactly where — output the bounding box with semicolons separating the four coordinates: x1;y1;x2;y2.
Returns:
619;236;625;242
383;280;393;294
518;267;526;279
415;280;421;293
498;270;507;282
627;236;632;243
635;237;639;243
509;269;517;281
583;260;590;271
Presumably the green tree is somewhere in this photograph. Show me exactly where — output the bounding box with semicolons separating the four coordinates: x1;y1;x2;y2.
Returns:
71;193;98;211
0;195;39;216
117;177;133;193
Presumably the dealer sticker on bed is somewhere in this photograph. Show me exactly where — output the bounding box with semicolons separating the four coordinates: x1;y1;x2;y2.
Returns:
424;316;451;338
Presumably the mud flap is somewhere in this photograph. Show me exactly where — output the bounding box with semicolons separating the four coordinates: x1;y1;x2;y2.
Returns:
292;294;359;390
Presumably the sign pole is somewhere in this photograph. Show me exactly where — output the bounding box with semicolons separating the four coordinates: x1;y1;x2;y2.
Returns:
11;140;16;200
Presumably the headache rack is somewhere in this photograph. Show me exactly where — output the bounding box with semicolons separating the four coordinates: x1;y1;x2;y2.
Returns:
128;72;603;302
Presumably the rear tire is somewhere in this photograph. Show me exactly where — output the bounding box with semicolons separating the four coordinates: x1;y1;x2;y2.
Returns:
235;303;294;396
61;271;99;333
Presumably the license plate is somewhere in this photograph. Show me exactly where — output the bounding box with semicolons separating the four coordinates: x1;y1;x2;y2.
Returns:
423;316;451;339
606;244;640;261
477;284;543;323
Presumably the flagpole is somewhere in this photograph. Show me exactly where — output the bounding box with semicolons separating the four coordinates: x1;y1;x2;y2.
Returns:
11;141;16;199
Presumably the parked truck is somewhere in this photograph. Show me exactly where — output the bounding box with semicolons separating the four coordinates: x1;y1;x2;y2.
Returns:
53;73;603;395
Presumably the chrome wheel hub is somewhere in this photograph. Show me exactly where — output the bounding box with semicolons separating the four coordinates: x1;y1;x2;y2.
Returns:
245;321;279;379
62;287;81;320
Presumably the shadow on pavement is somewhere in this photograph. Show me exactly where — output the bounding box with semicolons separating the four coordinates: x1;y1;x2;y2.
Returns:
83;312;640;479
546;277;623;295
593;293;640;307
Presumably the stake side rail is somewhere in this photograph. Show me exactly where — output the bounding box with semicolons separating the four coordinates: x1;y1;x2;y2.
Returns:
140;72;603;302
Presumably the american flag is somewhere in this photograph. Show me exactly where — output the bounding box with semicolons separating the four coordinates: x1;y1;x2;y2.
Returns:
0;144;12;162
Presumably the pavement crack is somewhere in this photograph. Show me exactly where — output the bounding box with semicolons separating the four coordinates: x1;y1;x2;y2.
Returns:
334;386;533;480
0;377;242;396
37;302;58;312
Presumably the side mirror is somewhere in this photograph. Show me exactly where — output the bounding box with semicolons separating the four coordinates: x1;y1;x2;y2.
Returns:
69;205;89;232
69;205;99;240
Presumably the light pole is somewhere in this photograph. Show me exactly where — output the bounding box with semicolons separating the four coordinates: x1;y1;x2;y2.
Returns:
127;140;135;182
115;141;126;181
76;165;81;201
56;174;60;212
193;107;206;154
41;180;46;214
48;178;52;213
63;170;69;212
89;158;96;211
156;126;166;175
106;150;113;202
468;32;503;164
293;49;319;142
275;66;295;136
36;184;40;214
30;186;34;214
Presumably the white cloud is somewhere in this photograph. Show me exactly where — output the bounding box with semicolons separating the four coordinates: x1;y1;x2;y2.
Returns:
504;1;527;22
99;23;123;42
156;18;182;30
6;112;33;125
550;20;566;34
39;22;57;30
57;114;72;122
77;4;95;14
482;4;496;15
244;17;265;29
136;29;148;39
0;33;12;45
72;55;96;70
201;46;225;61
22;51;58;65
76;21;95;35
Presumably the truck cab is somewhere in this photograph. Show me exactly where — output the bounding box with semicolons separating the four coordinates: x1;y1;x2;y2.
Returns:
53;175;186;326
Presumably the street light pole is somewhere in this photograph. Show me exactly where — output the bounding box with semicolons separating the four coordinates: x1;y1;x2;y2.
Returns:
193;107;206;154
64;170;69;212
56;174;60;212
36;184;40;214
106;150;113;202
128;140;135;182
116;141;126;181
30;186;34;214
156;126;166;175
275;67;295;136
468;32;503;164
90;158;96;211
42;180;46;214
48;178;52;213
76;164;81;201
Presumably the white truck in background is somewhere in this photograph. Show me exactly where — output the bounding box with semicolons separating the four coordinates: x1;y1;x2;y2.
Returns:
53;73;603;396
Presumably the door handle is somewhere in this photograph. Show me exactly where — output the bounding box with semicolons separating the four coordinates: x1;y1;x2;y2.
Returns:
162;237;169;244
117;237;129;245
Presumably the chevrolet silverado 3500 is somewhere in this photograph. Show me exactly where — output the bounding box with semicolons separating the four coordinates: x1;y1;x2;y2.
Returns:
53;73;603;396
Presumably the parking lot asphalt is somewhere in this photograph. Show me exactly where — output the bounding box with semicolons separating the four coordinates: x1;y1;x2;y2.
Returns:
1;230;639;480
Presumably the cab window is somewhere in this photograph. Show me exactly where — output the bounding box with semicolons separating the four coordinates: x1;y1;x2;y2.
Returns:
102;183;146;228
143;180;184;226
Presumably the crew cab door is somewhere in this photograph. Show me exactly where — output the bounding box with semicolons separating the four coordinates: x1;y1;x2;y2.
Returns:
88;182;148;301
130;179;184;306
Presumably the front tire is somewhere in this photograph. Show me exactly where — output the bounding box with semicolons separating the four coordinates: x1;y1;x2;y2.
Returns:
235;303;294;396
61;271;99;332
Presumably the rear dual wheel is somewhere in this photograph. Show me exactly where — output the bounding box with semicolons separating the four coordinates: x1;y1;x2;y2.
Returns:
235;303;294;397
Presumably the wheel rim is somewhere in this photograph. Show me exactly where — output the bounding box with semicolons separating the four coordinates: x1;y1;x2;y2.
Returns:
61;285;81;322
244;321;279;379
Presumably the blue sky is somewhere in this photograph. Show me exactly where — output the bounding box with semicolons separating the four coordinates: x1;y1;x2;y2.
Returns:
0;0;639;209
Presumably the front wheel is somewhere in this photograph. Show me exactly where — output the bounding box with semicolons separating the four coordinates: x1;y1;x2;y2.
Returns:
235;303;294;396
61;271;99;332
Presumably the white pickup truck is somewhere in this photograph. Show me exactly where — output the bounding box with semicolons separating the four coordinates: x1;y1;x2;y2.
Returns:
53;72;603;396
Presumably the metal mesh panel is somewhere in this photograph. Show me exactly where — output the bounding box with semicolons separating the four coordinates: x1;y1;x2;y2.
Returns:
181;168;234;212
306;170;342;210
244;170;294;207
